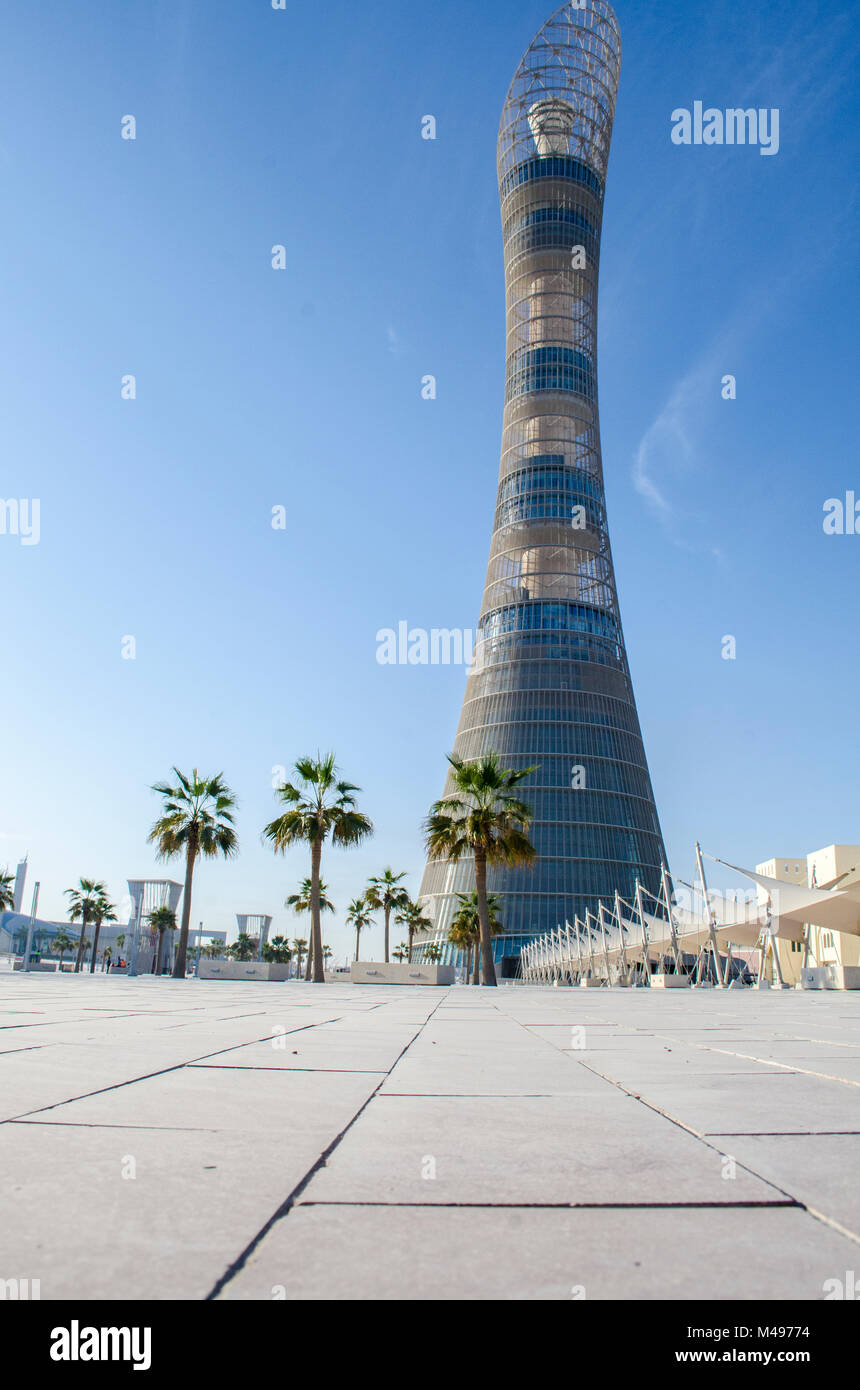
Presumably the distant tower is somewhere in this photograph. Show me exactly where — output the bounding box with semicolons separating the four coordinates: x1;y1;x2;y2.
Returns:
126;879;184;972
236;914;272;960
13;858;28;913
418;2;668;965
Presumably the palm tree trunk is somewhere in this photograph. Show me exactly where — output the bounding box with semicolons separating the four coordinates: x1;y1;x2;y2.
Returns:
355;928;361;961
474;850;497;987
384;905;390;964
471;939;480;985
304;937;313;980
310;840;325;983
89;921;101;974
173;839;196;978
309;839;326;984
74;915;87;973
408;927;414;962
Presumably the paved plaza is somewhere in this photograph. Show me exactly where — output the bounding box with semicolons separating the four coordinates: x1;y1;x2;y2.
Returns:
1;973;859;1300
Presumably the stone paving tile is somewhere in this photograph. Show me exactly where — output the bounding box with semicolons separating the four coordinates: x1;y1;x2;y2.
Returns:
189;1027;418;1074
786;1059;860;1084
12;1064;379;1133
379;1042;615;1097
0;1016;348;1120
217;1204;857;1301
299;1093;786;1206
595;1071;860;1136
0;1046;183;1122
570;1059;793;1084
0;1120;313;1301
0;1038;51;1056
2;974;859;1300
719;1134;860;1238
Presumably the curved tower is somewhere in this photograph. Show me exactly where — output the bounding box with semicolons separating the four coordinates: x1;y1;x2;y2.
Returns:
418;1;668;966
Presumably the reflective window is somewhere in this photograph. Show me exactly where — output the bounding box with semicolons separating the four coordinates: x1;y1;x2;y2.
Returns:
507;346;594;400
497;458;603;503
501;155;604;200
496;457;606;529
504;204;598;256
480;600;619;642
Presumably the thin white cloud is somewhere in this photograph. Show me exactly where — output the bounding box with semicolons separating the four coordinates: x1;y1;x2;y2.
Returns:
632;369;703;515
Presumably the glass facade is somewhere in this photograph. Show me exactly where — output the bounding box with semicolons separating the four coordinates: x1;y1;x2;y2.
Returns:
417;2;668;963
500;153;604;200
507;346;595;400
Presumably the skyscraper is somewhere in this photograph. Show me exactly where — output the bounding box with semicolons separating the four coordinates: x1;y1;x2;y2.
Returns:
418;1;669;968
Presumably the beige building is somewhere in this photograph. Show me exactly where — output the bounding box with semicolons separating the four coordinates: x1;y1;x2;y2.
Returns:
756;845;860;985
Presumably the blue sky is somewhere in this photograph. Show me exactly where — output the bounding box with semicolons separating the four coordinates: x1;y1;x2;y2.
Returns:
1;0;857;959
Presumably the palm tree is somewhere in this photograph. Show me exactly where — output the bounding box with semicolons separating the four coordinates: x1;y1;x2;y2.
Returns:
392;943;409;963
65;880;108;973
229;932;256;962
365;869;410;965
425;753;536;987
395;897;433;962
202;941;225;959
0;869;15;913
346;897;374;962
292;937;308;978
322;945;333;970
263;753;373;984
51;930;75;969
447;914;475;982
285;878;335;979
148;769;238;978
425;942;443;964
148;905;177;975
89;890;117;975
450;890;503;984
262;936;292;965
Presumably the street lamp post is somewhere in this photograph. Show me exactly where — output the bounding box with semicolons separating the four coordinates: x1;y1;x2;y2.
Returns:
128;891;144;978
22;882;40;973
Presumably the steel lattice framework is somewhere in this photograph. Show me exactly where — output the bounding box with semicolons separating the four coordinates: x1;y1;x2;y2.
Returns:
417;1;669;969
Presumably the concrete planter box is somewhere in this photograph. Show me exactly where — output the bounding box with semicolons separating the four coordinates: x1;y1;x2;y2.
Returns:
802;965;860;991
579;978;603;988
349;961;454;986
198;960;291;982
801;968;828;990
651;974;692;989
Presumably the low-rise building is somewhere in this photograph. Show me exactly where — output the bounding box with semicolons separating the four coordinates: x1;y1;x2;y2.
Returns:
756;845;860;985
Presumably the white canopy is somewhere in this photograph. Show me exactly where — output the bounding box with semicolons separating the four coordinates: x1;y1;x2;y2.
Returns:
711;857;860;938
